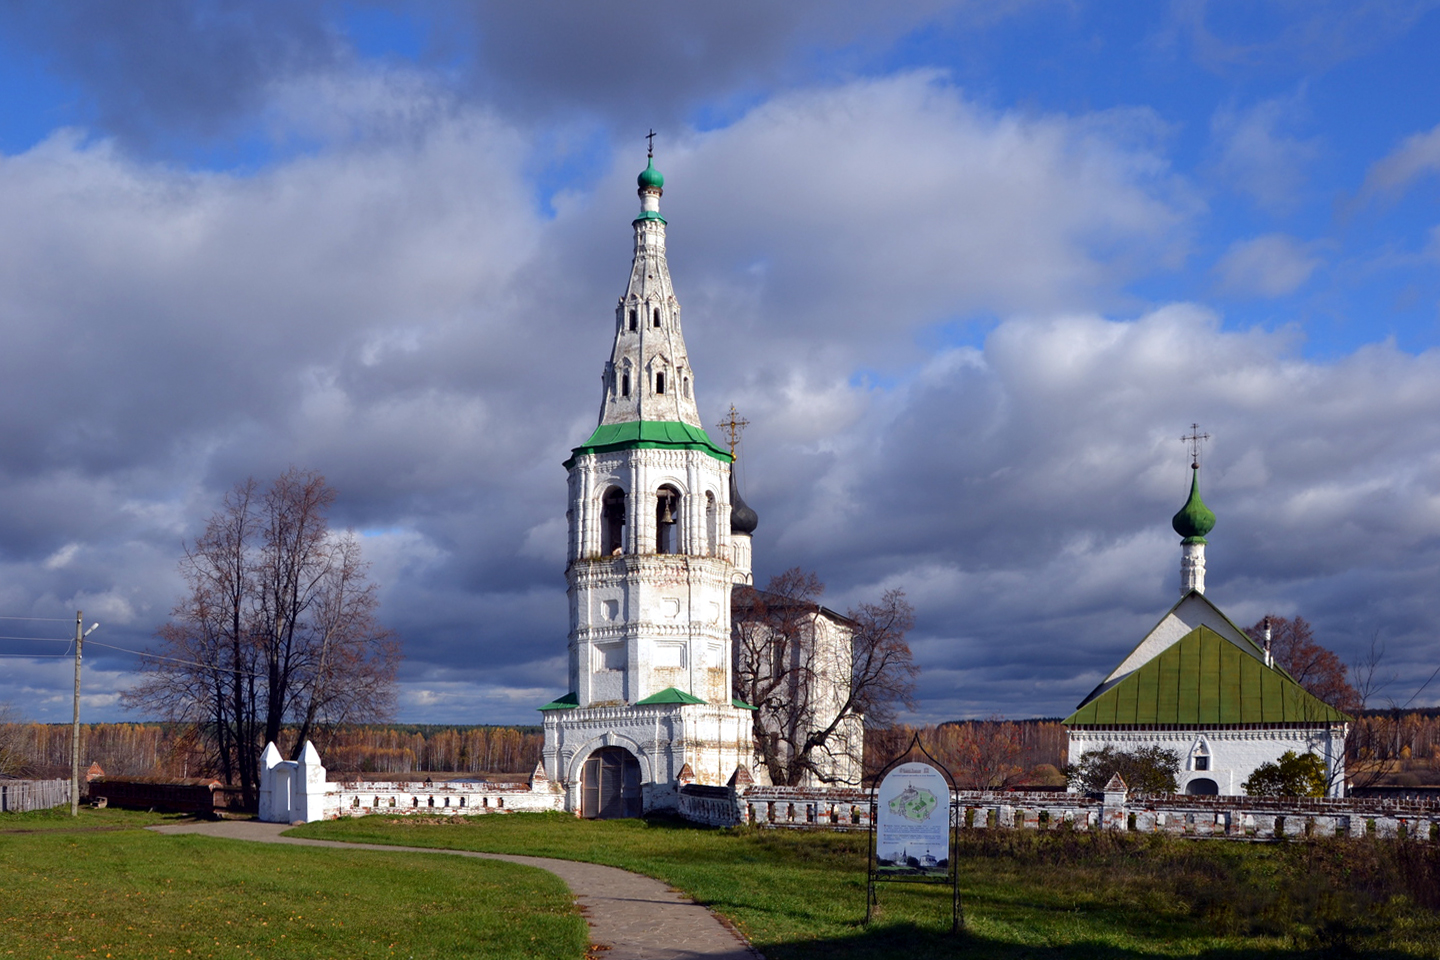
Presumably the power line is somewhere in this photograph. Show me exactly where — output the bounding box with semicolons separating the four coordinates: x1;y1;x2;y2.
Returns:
0;615;74;622
0;632;266;679
0;651;72;659
86;638;270;680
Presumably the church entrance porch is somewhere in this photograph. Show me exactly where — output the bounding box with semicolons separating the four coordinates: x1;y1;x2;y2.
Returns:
582;746;642;819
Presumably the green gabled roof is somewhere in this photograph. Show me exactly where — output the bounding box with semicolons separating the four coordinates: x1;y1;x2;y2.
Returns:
563;420;731;468
1085;590;1266;701
1065;625;1350;726
634;686;707;706
731;697;758;711
538;692;579;711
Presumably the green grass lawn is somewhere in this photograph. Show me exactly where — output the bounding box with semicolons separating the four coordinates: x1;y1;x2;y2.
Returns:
0;808;588;960
294;812;1440;959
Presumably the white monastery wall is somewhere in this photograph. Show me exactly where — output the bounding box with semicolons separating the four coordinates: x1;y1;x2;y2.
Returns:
258;740;565;823
1068;725;1347;798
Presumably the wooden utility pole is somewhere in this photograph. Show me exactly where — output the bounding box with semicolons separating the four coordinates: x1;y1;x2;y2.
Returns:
70;610;82;817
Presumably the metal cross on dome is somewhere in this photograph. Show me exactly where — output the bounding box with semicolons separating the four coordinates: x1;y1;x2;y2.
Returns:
1182;423;1211;469
717;404;749;457
646;129;656;158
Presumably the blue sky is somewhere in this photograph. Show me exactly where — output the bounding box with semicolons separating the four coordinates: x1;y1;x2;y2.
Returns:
1;1;1439;726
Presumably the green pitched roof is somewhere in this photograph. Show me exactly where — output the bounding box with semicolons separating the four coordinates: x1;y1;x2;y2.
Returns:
1065;625;1349;726
634;686;706;706
538;692;578;711
564;420;731;468
731;697;758;711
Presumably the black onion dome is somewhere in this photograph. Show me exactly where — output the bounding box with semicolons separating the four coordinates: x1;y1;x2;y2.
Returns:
729;471;759;535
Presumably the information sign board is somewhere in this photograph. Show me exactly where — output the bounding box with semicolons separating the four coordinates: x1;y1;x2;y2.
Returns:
874;761;951;877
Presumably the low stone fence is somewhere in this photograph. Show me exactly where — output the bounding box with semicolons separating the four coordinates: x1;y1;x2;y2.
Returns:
678;783;1440;840
330;777;563;817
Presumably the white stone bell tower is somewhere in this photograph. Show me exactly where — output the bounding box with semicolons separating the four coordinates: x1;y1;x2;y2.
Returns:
541;148;755;816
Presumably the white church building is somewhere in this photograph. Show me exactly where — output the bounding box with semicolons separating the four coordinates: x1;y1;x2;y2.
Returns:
1064;458;1350;797
538;154;760;817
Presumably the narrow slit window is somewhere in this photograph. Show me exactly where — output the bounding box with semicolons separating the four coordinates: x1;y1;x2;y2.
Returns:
656;372;665;394
653;307;661;327
628;309;637;331
622;373;630;397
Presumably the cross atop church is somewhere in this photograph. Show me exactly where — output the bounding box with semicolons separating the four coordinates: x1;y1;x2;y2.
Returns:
646;129;656;159
1182;423;1211;469
717;404;749;457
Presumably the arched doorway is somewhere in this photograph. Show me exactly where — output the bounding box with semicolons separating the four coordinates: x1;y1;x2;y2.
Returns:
1185;777;1219;796
581;747;642;819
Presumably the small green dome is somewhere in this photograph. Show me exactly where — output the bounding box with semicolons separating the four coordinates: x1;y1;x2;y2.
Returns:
1171;465;1216;543
638;158;664;190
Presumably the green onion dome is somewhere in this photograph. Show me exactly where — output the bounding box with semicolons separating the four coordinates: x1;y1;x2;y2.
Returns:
637;158;664;190
1171;465;1216;543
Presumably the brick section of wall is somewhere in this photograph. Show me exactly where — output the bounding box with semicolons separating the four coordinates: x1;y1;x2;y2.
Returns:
328;778;566;817
679;784;1440;841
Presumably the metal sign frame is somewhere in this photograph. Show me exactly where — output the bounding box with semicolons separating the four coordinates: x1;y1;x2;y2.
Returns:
865;731;963;934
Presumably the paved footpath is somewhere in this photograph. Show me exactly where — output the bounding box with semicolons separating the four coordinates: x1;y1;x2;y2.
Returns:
150;820;761;960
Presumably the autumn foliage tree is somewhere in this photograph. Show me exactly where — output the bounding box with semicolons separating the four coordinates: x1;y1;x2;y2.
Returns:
1244;615;1361;713
733;568;917;786
123;470;400;806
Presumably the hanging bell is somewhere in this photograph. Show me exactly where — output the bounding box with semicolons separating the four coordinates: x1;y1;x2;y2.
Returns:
659;498;676;525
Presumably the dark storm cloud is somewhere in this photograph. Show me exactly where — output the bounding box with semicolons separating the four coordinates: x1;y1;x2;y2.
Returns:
447;0;966;125
1;0;1030;156
1;0;339;146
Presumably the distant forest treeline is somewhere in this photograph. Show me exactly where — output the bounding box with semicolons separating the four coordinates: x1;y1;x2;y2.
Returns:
870;712;1440;787
3;711;1436;785
0;722;544;780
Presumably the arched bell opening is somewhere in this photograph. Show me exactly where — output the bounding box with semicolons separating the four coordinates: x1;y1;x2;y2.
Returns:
601;487;627;556
655;485;681;555
581;746;642;819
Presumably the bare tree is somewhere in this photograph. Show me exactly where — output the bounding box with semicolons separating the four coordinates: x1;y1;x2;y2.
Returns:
944;716;1028;790
123;469;399;807
1244;615;1361;712
0;702;29;777
733;569;917;786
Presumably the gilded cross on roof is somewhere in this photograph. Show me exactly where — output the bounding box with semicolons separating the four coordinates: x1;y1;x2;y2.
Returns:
1182;423;1211;469
646;129;656;159
717;404;749;457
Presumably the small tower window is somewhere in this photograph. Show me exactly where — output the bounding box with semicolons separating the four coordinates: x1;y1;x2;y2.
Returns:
656;372;665;394
653;307;661;327
628;309;637;331
656;486;680;555
622;373;630;397
683;377;690;398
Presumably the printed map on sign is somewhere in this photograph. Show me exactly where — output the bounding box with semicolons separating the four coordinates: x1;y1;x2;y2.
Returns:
889;782;938;823
875;761;951;877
